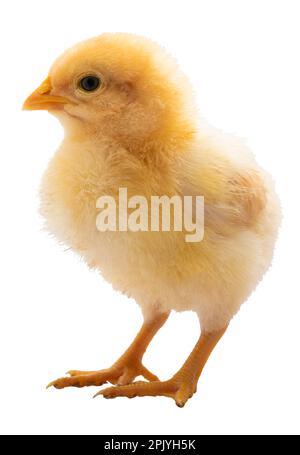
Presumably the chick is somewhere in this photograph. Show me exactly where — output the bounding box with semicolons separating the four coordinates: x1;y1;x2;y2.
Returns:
23;33;280;407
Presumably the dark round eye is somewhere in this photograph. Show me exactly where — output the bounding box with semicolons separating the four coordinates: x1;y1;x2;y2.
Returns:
79;75;101;92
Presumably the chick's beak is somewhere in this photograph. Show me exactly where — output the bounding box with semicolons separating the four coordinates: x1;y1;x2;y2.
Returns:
23;77;70;111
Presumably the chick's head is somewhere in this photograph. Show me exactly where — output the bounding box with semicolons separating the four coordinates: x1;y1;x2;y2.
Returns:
24;33;197;148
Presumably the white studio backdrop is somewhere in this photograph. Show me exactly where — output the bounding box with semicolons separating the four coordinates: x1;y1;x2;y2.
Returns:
0;0;299;435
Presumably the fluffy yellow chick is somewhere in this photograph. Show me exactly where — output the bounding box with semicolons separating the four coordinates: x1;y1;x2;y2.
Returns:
23;33;280;407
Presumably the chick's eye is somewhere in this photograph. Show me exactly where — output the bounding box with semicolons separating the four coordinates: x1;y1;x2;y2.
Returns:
79;76;101;92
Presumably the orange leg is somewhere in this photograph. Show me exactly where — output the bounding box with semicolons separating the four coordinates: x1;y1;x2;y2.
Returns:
47;312;169;389
95;325;228;407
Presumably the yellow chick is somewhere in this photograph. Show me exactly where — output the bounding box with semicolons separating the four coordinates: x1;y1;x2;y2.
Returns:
23;33;280;407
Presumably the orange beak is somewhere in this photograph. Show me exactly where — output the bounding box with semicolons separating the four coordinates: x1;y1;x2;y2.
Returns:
23;77;70;111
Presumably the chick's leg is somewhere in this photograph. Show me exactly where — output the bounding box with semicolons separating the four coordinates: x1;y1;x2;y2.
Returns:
95;325;227;407
47;312;169;389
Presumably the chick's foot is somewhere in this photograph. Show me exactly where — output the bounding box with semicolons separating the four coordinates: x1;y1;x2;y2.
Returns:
94;325;228;407
47;314;170;390
47;360;158;390
94;376;197;408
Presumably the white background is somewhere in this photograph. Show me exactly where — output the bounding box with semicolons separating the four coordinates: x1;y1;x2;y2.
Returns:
0;0;299;435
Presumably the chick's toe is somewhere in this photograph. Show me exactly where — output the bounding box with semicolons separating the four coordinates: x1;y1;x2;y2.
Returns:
47;362;158;390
